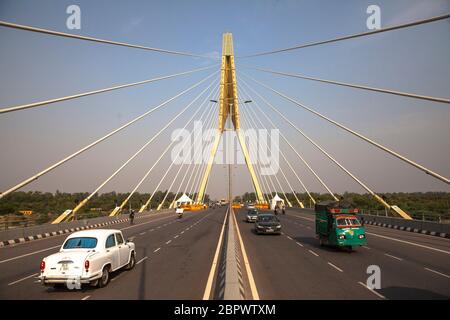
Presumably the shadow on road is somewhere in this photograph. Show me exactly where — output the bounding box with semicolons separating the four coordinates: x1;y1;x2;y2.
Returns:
379;286;449;300
293;236;365;254
138;247;148;300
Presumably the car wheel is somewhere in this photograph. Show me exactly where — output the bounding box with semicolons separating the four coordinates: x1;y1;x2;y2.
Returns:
125;252;136;270
98;266;110;288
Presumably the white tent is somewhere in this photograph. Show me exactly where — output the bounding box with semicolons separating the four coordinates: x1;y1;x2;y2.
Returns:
270;194;285;210
175;193;193;207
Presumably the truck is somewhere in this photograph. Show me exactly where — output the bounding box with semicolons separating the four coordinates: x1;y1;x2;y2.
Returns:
315;201;367;251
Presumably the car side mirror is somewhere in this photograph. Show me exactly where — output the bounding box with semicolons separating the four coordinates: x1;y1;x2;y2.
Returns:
126;238;132;243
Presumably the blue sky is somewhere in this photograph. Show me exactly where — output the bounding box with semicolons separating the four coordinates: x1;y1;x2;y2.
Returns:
0;0;449;200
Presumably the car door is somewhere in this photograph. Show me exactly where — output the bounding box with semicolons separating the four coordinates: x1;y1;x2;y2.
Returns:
115;232;129;267
105;234;120;271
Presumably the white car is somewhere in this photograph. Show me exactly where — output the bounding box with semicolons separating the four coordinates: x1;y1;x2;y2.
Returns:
246;209;259;222
39;229;136;288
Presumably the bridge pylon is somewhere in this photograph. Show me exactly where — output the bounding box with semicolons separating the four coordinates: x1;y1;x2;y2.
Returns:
196;33;265;204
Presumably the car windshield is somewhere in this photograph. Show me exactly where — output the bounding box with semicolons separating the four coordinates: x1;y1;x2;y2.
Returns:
336;217;361;227
63;237;98;249
248;210;258;215
258;215;279;222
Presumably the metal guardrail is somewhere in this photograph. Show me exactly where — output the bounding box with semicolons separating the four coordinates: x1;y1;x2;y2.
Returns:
0;211;112;231
359;214;450;237
359;209;450;223
0;209;171;243
0;217;36;230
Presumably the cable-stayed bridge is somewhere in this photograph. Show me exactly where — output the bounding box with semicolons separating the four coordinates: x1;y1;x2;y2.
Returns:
0;14;449;300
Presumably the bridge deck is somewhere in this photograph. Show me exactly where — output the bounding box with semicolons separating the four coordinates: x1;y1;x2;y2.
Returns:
0;207;449;300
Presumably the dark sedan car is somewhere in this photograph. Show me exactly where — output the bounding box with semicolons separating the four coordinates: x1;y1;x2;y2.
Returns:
254;214;281;235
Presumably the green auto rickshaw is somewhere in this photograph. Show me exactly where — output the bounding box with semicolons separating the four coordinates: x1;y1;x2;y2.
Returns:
315;201;367;251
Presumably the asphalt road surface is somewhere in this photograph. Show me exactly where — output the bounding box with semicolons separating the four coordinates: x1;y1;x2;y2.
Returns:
1;207;449;299
0;207;227;300
235;208;449;300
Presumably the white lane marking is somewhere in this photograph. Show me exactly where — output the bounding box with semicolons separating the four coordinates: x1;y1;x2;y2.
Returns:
308;250;319;257
157;226;161;229
362;246;371;250
424;267;450;279
150;229;154;232
174;235;179;239
328;262;343;272
296;242;304;247
180;231;185;234
0;245;60;264
81;295;90;300
287;213;314;222
136;256;148;265
119;214;175;231
154;247;161;253
8;273;39;286
358;281;386;299
139;232;146;236
232;209;260;300
366;232;450;255
286;235;293;240
384;253;403;261
166;240;172;245
203;208;228;300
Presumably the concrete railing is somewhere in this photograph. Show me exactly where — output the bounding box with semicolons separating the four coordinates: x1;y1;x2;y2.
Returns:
359;214;450;237
224;207;242;300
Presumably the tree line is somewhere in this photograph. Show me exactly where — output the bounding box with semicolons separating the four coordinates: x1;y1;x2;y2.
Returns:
0;191;210;223
1;190;448;223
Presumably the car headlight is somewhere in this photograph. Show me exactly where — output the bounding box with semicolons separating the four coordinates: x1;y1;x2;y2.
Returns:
338;234;346;240
358;234;365;239
257;225;264;228
276;225;281;228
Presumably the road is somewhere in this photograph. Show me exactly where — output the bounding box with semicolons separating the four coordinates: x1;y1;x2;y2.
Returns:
234;208;450;300
0;206;449;299
0;207;227;300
